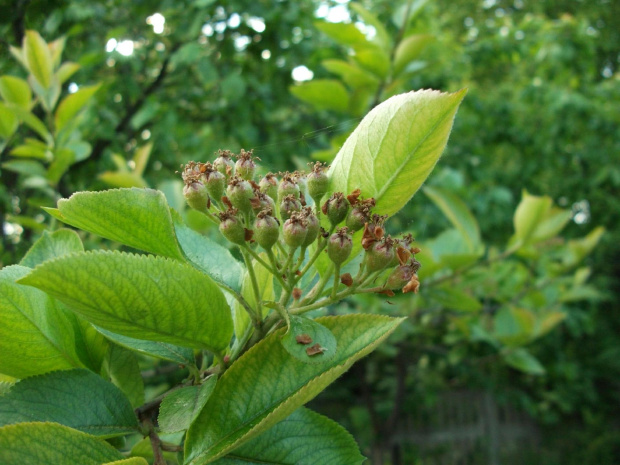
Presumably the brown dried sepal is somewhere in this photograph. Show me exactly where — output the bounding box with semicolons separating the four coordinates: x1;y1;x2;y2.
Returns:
292;288;302;300
244;228;254;241
347;188;361;205
378;289;395;297
296;333;312;345
396;246;411;266
306;343;326;356
221;196;233;209
362;221;386;250
340;273;353;287
217;207;239;222
402;274;420;294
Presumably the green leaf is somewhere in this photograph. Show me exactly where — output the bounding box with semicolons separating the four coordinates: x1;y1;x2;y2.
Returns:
48;37;66;67
172;210;243;291
105;459;149;465
328;89;467;217
1;159;46;176
494;307;536;347
0;76;32;109
314;21;368;48
96;327;195;366
133;142;152;176
349;2;391;51
431;287;482;313
20;229;83;268
290;80;350;112
0;369;138;437
424;186;482;253
10;142;51;159
105;344;144;408
233;255;273;340
44;188;185;260
0;422;124;464
55;84;101;133
0;103;18;140
0;265;83;378
211;407;364;464
18;251;233;353
353;45;391;78
98;171;148;188
322;59;379;88
280;316;337;364
185;314;404;464
57;62;81;84
393;34;434;76
503;348;545;375
23;30;54;89
512;190;552;247
5;104;53;143
562;226;605;268
158;376;217;433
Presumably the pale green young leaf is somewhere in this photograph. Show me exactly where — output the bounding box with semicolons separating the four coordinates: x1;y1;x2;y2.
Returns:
314;21;368;47
562;226;605;268
105;459;149;465
0;76;32;109
10;142;50;159
96;327;195;366
55;84;101;133
353;45;391;78
349;2;391;51
18;251;233;352
48;36;66;68
290;79;350;112
98;171;148;188
57;62;81;84
172;209;243;292
9;45;27;69
20;228;83;268
512;190;553;247
5;104;53;143
43;188;185;260
185;314;404;464
424;186;482;253
233;255;273;340
105;344;144;408
0;422;124;465
0;103;18;140
212;407;364;464
431;286;482;313
23;30;54;89
0;265;83;378
280;316;337;364
0;369;138;437
158;376;217;433
322;59;379;89
328;89;467;217
530;207;572;243
393;34;434;76
132;142;152;176
503;348;545;375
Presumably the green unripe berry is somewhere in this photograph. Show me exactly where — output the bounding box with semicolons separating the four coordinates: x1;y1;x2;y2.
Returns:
283;213;308;248
226;176;255;215
301;209;320;247
204;169;225;204
278;174;300;201
183;181;210;213
327;227;352;265
251;191;275;215
366;238;396;273
280;194;301;221
218;210;246;245
235;149;257;180
259;173;278;201
346;206;369;232
307;162;329;204
322;192;349;227
214;150;235;178
254;210;280;250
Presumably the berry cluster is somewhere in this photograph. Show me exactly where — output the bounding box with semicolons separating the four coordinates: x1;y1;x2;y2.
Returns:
181;150;420;306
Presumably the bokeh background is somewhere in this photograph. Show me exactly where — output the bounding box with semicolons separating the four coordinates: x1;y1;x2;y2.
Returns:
1;0;619;463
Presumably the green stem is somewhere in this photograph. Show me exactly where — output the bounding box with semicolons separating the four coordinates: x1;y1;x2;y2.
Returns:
229;322;254;363
331;263;341;299
299;263;334;306
294;237;329;284
240;248;263;328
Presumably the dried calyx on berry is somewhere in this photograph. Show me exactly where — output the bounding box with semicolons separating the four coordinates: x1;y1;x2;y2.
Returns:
384;244;422;293
181;162;210;213
213;150;235;179
283;212;308;248
366;236;396;273
306;162;329;205
254;208;280;250
327;227;353;265
218;208;246;245
235;149;259;181
300;207;320;247
361;214;388;250
196;162;225;204
226;175;256;215
346;194;376;232
250;191;275;215
322;192;349;227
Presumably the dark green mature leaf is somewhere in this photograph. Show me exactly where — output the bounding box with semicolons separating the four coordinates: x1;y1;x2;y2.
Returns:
328;89;467;217
18;251;233;353
185;314;404;464
171;210;243;292
280;316;337;364
105;459;149;465
212;408;364;464
158;376;217;433
96;327;195;366
43;188;185;260
0;369;138;437
20;229;83;268
0;422;124;464
0;265;83;378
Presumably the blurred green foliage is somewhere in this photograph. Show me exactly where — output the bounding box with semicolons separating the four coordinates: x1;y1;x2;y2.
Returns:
0;0;618;463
